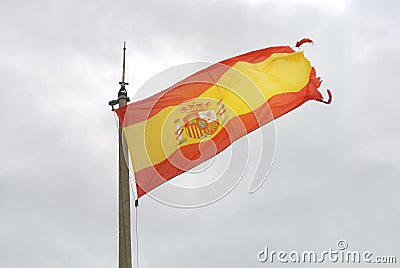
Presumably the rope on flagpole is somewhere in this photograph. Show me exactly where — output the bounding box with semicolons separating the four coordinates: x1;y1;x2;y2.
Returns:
129;168;140;268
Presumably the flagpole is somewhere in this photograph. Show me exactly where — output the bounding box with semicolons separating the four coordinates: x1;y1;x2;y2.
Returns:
109;42;132;268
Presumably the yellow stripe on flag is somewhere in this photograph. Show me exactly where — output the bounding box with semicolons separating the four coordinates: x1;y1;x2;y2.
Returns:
123;51;312;172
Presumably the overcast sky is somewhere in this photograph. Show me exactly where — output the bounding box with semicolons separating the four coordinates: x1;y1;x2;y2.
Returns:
1;0;399;267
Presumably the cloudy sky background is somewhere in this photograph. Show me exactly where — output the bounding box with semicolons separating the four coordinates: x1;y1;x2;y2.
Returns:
1;0;399;267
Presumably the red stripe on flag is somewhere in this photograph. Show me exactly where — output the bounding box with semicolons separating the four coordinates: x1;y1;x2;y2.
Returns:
116;46;295;127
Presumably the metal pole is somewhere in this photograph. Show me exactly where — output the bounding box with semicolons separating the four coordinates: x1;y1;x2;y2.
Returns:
118;99;132;268
113;42;132;268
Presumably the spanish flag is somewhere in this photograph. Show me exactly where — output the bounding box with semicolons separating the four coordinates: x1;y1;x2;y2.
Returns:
115;43;331;198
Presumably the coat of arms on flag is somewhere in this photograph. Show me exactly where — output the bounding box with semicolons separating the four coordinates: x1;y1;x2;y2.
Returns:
174;98;227;146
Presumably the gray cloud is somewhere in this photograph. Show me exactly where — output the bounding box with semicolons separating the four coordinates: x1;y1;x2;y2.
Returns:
0;0;399;267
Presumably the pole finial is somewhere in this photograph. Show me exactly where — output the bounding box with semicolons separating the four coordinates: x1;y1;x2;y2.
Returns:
109;42;130;110
118;41;129;97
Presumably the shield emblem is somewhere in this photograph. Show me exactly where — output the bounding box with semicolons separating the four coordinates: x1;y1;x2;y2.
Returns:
174;98;228;144
185;118;207;139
